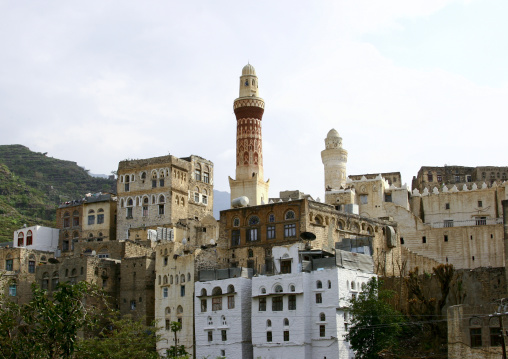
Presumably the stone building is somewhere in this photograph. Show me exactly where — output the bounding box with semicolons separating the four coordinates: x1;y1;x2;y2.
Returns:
321;128;508;270
35;255;121;308
194;268;254;359
119;255;155;324
218;194;402;277
229;64;270;206
448;303;506;359
154;217;221;357
116;154;214;241
56;193;117;257
0;246;54;304
412;165;508;192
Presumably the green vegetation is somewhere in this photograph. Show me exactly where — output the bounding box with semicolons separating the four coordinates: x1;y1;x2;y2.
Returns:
0;145;116;242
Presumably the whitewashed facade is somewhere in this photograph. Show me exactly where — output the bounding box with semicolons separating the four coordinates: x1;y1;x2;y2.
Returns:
194;269;253;359
13;225;59;253
251;244;375;359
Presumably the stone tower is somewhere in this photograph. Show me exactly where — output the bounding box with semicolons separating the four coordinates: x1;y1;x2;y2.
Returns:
228;64;270;206
321;129;348;191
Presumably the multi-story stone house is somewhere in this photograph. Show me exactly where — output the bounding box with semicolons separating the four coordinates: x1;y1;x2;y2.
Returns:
116;154;213;241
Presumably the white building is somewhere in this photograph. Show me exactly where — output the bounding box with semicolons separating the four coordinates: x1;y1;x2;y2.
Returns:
13;225;59;253
194;268;253;359
251;243;375;359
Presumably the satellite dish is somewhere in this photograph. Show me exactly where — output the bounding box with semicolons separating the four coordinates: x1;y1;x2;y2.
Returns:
300;232;316;241
182;238;187;245
48;258;59;264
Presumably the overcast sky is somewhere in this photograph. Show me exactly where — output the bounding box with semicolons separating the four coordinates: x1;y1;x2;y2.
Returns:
1;0;507;200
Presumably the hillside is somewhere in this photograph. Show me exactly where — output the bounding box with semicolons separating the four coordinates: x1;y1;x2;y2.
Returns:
0;145;116;242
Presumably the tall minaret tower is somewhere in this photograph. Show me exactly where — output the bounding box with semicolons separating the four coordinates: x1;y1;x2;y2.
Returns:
229;64;270;206
321;129;348;191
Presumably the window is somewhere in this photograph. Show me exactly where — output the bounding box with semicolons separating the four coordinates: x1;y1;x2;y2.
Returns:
159;204;165;215
17;232;24;246
478;200;483;208
259;297;266;311
247;228;259;241
422;236;427;244
221;330;227;341
266;331;272;342
52;273;59;289
283;330;289;341
455;175;460;182
285;211;295;220
203;169;209;183
233;217;240;227
317;280;322;289
9;284;16;296
161;287;167;298
476;217;487;226
181;285;185;297
97;214;104;224
159;178;164;187
360;195;368;204
194;192;200;202
208;331;213;342
284;224;296;238
467;175;472;182
5;259;13;271
152;179;157;188
228;295;235;309
316;293;322;303
202;195;208;204
328;280;331;289
491;327;502;347
88;215;95;225
470;328;482;347
288;295;296;310
281;260;291;274
437;175;442;182
201;299;207;312
320;312;326;321
126;207;133;219
195;166;202;181
268;213;275;222
384;194;392;202
272;296;283;311
73;211;80;226
444;220;454;228
231;230;240;246
63;212;70;228
320;325;326;337
445;203;450;210
427;171;433;182
130;300;136;310
444;235;448;242
212;297;222;311
26;231;33;245
267;319;272;327
28;260;35;273
267;226;275;240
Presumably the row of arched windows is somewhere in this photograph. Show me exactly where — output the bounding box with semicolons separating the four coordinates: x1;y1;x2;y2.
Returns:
158;272;192;285
199;285;235;297
17;231;33;247
121;194;167;207
233;210;295;227
259;283;296;295
63;211;80;228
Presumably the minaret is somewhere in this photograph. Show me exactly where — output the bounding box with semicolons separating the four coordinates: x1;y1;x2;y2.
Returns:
229;64;270;206
321;129;348;191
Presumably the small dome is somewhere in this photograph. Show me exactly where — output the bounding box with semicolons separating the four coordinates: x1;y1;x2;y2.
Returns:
327;128;340;138
242;63;256;76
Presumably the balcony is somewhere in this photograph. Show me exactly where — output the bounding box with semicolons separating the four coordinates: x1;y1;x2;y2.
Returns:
426;218;502;228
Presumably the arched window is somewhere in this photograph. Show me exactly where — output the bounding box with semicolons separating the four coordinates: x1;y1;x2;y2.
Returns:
17;232;24;247
175;275;179;284
351;281;356;290
328;280;331;289
233;217;240;227
320;312;326;321
283;318;289;327
73;211;80;226
227;285;235;293
274;285;283;293
187;273;191;282
267;319;272;327
42;272;49;290
165;307;170;315
203;166;210;183
163;275;168;284
285;210;295;220
63;211;70;227
201;288;207;296
127;199;133;206
52;271;59;289
248;249;253;258
26;231;33;246
88;209;95;214
170;275;173;284
195;163;202;181
212;287;223;296
268;213;275;222
208;316;213;325
260;287;266;294
314;216;322;225
180;274;185;283
177;305;183;314
222;315;227;325
248;216;260;225
316;280;322;289
159;195;165;203
290;284;295;292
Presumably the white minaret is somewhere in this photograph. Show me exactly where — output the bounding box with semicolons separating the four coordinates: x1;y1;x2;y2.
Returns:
321;129;348;191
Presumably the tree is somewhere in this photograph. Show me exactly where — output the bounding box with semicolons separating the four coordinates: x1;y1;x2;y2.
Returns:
345;277;405;359
74;315;160;359
0;281;105;359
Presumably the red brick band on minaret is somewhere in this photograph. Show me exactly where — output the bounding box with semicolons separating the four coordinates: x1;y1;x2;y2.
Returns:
234;106;264;120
